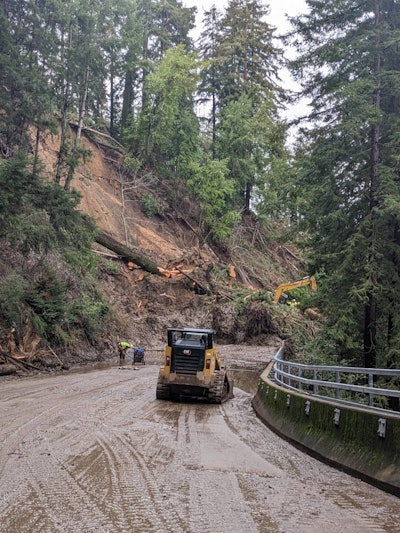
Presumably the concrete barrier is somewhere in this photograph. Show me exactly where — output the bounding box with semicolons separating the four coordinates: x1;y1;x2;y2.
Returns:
252;363;400;496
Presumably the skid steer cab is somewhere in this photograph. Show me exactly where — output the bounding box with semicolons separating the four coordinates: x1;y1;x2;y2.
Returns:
156;328;234;403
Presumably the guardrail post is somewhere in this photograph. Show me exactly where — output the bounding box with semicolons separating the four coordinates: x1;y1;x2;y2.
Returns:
313;369;318;394
335;371;340;400
334;408;341;426
368;372;374;407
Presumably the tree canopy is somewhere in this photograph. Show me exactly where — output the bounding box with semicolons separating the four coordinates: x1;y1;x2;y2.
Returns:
289;0;400;367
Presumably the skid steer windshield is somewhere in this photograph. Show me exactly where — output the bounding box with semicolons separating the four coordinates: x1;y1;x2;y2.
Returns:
174;333;206;346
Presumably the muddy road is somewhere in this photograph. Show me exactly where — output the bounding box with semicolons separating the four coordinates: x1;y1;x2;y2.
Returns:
1;347;399;533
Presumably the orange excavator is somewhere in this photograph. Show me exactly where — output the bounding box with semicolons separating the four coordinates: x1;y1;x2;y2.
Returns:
273;276;317;304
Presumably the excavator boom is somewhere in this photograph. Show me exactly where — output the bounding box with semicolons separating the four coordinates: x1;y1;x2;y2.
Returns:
273;276;317;304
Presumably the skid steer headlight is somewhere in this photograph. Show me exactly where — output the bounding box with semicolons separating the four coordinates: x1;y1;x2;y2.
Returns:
205;358;211;370
166;356;170;367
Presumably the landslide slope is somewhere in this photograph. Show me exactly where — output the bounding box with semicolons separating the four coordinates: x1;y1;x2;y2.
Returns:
33;125;310;362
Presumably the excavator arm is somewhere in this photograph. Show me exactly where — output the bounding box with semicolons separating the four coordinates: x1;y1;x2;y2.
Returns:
273;276;317;304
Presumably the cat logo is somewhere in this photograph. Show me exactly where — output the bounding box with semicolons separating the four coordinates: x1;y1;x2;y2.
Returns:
183;349;191;355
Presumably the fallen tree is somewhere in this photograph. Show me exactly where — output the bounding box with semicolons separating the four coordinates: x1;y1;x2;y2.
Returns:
94;230;162;275
0;352;42;372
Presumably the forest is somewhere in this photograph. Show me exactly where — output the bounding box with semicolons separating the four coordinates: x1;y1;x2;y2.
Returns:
1;0;400;370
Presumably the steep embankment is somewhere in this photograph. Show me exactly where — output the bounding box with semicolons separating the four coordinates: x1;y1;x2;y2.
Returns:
33;125;311;358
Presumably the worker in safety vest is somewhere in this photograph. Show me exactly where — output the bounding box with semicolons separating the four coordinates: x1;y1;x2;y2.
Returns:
118;341;131;361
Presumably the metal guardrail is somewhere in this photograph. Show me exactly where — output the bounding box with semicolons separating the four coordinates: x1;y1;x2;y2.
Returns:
272;345;400;415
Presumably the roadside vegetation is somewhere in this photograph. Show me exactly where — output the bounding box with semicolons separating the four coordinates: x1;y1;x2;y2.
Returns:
0;155;110;350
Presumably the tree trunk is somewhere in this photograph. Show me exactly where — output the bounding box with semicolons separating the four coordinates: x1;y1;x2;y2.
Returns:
121;69;134;133
94;231;162;275
109;58;116;138
64;65;90;191
364;293;377;368
244;181;251;215
363;0;381;368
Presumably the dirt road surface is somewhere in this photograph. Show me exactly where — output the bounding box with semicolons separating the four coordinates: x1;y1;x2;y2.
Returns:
1;347;399;533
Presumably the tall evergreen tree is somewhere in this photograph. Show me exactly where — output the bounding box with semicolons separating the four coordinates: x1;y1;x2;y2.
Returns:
289;0;400;367
120;0;145;135
124;0;196;154
200;0;285;215
54;0;115;188
151;0;196;56
198;5;223;150
143;45;200;178
0;0;56;156
213;0;281;110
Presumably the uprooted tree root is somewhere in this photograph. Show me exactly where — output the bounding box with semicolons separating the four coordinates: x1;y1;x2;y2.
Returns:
245;301;278;337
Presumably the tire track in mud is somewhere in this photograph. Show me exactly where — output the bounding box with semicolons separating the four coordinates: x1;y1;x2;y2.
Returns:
222;391;400;533
95;432;186;532
59;369;188;532
157;402;262;533
1;364;400;533
308;485;397;533
0;367;157;531
1;433;115;532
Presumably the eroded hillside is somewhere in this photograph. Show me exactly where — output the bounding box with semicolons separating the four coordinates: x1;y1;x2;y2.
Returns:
1;124;313;372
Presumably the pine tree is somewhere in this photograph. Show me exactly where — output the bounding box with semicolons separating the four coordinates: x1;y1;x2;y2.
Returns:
125;0;196;155
201;0;285;215
290;0;400;367
214;0;280;110
198;5;223;150
0;0;56;156
143;45;200;178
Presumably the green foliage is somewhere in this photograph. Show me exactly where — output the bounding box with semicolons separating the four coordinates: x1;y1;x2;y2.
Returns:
142;45;200;177
208;0;281;110
0;272;28;325
66;293;109;342
0;154;38;236
100;259;121;275
123;154;142;174
187;157;239;242
289;0;400;367
0;153;110;345
0;155;97;258
63;248;99;276
25;266;67;331
0;1;54;152
215;96;257;207
140;193;160;218
215;95;288;215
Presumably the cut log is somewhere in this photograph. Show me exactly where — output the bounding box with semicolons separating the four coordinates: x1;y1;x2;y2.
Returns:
228;265;236;279
0;352;42;371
